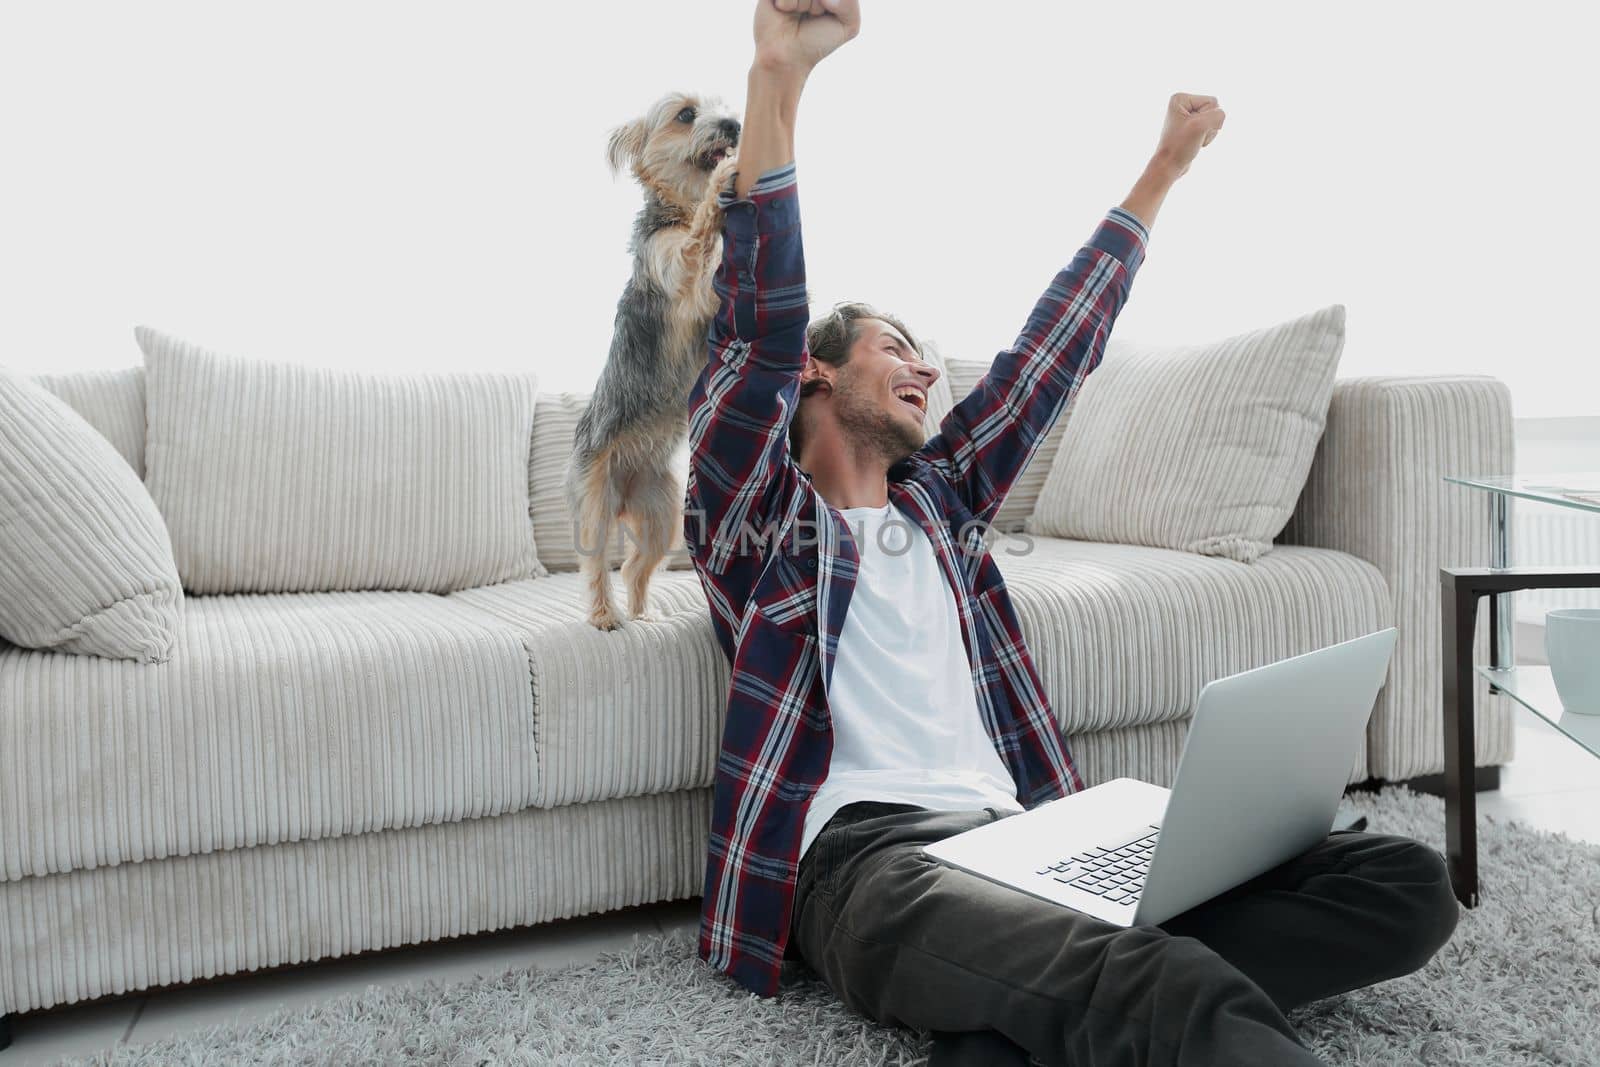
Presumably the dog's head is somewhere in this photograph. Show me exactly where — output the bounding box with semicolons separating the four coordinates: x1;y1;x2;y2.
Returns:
607;92;740;212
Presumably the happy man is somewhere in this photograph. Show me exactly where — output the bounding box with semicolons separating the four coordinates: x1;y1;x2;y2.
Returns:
682;3;1460;1064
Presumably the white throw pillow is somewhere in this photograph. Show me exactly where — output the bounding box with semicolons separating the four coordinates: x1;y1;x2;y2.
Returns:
527;391;694;573
936;353;1072;533
137;327;543;594
0;366;183;661
34;366;147;478
1026;305;1346;562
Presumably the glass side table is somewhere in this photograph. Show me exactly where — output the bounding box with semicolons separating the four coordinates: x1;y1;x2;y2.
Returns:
1441;473;1600;906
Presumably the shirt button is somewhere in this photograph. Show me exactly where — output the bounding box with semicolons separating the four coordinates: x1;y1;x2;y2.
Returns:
806;559;817;570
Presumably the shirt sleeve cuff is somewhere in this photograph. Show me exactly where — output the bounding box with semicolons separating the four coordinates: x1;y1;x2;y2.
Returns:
1090;206;1150;274
717;162;801;239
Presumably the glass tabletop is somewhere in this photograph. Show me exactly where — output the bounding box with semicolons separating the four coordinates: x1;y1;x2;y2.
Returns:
1447;473;1600;515
1478;666;1600;760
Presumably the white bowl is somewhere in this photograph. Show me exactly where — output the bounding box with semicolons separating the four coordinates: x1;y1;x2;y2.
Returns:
1545;609;1600;716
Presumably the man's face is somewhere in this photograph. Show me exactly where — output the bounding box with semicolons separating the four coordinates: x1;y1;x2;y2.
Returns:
828;319;941;465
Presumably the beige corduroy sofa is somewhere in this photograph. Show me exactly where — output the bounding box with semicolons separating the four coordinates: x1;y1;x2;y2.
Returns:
0;355;1513;1037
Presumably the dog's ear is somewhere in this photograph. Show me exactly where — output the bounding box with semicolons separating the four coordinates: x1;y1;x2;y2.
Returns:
606;118;648;177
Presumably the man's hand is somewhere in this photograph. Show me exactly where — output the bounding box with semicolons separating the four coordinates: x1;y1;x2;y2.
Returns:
1151;93;1226;180
732;0;861;200
1120;93;1226;231
754;0;861;75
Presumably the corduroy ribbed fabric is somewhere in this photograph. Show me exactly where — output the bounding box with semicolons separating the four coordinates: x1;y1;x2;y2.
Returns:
33;365;147;478
991;536;1391;740
448;570;729;809
0;788;711;1016
526;389;695;575
0;367;182;662
0;590;537;882
136;326;544;594
940;354;1068;534
1282;375;1517;780
1028;305;1347;562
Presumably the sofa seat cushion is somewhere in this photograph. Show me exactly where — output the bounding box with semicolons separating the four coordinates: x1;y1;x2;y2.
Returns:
447;572;728;809
993;536;1392;734
0;591;536;882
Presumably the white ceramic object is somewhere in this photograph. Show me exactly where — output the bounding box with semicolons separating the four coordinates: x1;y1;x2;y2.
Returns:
1545;608;1600;716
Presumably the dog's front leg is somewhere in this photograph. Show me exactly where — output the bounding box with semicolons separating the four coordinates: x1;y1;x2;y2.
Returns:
668;156;739;319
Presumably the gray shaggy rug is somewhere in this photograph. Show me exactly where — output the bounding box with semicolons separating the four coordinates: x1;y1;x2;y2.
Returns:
69;788;1600;1065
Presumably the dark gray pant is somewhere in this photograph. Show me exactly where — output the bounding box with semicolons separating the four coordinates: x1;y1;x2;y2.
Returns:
789;800;1459;1067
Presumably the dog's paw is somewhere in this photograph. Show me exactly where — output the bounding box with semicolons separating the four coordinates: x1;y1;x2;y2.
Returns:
693;155;740;227
630;607;661;624
709;154;739;200
587;603;625;631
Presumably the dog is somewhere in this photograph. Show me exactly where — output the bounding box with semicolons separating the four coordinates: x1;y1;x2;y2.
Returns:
566;92;740;630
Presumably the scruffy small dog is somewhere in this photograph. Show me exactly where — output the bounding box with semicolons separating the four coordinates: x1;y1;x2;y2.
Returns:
566;92;740;630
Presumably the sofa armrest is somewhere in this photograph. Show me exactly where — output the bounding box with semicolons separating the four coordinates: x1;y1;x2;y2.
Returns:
1280;375;1515;780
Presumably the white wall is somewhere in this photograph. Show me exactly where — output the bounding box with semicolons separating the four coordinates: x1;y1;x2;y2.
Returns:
2;1;1596;417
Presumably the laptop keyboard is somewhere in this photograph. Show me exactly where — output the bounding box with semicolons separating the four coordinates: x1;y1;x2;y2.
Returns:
1034;825;1161;907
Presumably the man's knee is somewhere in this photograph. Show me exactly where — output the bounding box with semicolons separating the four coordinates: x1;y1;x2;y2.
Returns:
1366;834;1460;971
1099;926;1283;1019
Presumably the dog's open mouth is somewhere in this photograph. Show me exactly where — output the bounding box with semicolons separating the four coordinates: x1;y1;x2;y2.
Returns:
699;145;733;170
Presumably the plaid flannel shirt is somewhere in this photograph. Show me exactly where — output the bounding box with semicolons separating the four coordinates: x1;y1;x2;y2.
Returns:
684;161;1149;997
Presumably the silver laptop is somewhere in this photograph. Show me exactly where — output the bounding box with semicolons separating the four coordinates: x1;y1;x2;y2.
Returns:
922;628;1398;927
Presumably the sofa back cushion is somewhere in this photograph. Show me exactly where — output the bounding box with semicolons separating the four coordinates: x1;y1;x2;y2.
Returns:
137;327;544;594
0;366;183;661
1027;305;1346;563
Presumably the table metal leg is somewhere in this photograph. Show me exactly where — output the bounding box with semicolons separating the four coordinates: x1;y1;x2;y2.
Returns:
1442;579;1479;907
1491;493;1512;670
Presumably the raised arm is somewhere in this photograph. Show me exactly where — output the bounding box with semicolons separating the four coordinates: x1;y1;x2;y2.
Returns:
733;0;859;198
913;93;1226;527
684;0;859;624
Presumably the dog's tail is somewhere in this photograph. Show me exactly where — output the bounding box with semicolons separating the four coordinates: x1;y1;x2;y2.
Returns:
566;439;626;558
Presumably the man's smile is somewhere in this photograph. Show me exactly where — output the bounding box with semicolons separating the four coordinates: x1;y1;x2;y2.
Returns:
892;382;927;416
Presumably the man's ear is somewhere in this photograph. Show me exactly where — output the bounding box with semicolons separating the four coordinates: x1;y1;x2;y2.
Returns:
799;354;833;394
606;117;648;177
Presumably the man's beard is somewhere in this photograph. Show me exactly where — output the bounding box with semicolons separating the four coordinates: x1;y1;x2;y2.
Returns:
835;386;924;466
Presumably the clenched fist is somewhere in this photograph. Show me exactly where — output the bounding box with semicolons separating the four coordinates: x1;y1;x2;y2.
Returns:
1120;94;1226;226
754;0;861;74
1151;93;1227;179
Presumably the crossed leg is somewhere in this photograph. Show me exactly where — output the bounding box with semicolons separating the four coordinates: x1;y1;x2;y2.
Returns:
790;806;1457;1067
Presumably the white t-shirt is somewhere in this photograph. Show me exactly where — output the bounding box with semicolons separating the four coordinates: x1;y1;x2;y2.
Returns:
799;502;1023;861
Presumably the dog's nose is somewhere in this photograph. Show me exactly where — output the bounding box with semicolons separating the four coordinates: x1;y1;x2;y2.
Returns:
718;118;741;142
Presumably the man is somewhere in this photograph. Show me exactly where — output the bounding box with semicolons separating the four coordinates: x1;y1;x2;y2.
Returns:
683;2;1460;1064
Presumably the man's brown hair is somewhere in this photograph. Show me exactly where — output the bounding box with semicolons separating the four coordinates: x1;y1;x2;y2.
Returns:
792;301;922;457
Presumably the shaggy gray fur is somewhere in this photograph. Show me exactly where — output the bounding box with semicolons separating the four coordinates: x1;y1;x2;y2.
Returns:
68;789;1600;1065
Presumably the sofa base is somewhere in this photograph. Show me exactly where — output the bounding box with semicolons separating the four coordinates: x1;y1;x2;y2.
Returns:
1347;765;1501;796
1;789;712;1018
0;1011;11;1051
